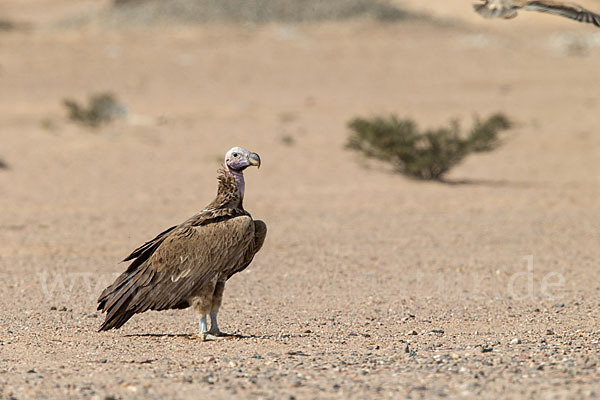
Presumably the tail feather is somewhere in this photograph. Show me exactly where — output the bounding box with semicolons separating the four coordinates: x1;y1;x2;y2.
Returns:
97;269;147;331
98;309;136;331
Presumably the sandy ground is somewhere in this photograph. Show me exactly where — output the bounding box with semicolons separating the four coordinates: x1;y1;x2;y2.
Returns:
1;1;600;399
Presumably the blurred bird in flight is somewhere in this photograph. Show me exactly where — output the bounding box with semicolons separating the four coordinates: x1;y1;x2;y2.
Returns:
474;0;600;27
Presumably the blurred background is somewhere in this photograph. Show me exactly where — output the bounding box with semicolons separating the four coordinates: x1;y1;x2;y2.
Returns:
1;0;600;399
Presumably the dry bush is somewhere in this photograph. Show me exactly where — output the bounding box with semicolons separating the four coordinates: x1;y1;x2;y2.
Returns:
63;93;126;129
0;19;16;31
346;113;512;181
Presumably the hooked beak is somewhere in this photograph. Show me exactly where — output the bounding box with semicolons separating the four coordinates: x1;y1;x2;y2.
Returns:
248;152;261;168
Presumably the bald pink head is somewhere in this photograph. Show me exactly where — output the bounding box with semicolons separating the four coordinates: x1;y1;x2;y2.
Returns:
224;147;261;172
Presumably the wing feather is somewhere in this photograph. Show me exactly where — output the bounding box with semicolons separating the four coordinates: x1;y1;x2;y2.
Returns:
524;1;600;26
122;225;177;271
227;219;267;279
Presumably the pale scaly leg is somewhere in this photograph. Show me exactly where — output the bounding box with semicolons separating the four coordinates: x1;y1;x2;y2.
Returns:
191;281;222;341
199;315;208;335
209;311;220;335
208;281;226;336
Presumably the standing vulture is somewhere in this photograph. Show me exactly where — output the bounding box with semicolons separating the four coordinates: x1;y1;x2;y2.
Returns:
97;147;266;340
474;0;600;27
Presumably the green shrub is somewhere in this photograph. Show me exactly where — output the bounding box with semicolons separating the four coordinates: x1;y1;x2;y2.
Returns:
63;93;126;128
0;157;8;169
346;113;512;181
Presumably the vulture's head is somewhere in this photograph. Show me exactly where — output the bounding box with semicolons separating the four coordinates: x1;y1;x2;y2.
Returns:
225;147;261;172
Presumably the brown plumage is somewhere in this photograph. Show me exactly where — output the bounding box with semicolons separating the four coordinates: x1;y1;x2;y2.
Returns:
474;0;600;27
97;147;266;339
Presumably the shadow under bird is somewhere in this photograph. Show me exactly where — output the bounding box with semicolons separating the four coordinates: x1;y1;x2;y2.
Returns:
474;0;600;27
97;147;266;340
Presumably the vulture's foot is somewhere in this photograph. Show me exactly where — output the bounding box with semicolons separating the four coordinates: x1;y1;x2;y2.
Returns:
204;331;241;340
198;313;237;340
208;328;239;338
198;313;229;342
200;332;225;341
207;327;224;336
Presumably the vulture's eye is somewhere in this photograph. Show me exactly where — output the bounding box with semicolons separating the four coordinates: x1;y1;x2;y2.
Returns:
232;152;239;158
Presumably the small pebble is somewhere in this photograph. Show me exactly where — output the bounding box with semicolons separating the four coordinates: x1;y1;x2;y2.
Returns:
510;338;522;345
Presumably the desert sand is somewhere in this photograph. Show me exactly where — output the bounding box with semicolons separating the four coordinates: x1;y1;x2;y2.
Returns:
1;1;600;399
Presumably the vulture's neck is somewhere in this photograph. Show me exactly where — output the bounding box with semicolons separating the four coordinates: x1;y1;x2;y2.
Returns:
213;167;244;210
228;168;245;199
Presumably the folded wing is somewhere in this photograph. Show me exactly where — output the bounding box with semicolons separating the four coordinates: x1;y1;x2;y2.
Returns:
97;215;256;331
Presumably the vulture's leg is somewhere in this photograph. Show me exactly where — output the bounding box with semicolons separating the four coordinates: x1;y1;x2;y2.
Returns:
209;312;220;334
208;281;226;336
199;315;208;334
192;281;223;341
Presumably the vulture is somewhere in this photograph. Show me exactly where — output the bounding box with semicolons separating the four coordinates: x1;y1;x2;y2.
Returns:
97;147;267;340
474;0;600;27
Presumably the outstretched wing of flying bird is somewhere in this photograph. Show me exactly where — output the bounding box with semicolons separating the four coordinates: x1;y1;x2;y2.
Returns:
474;0;600;27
